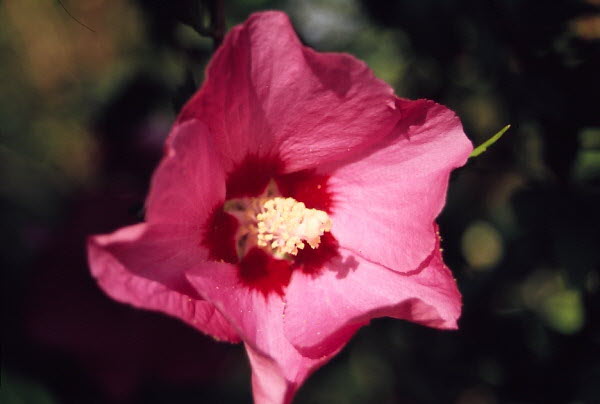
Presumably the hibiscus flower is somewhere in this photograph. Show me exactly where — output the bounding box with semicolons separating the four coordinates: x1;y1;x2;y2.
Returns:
87;11;473;404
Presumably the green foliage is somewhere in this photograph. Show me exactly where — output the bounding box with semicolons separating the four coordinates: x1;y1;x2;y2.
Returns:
0;371;59;404
470;125;511;158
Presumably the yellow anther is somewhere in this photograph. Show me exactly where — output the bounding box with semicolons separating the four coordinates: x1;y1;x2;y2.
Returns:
255;197;332;256
224;182;333;259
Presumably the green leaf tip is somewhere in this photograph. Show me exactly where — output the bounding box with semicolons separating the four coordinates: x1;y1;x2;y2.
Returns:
469;124;511;158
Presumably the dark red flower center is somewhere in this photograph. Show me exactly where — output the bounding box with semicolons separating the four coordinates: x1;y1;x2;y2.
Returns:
201;155;340;295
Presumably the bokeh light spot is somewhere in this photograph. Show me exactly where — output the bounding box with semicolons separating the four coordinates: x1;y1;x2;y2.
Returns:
461;221;503;270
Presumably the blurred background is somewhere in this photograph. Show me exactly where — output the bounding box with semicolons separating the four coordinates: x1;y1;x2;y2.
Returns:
1;0;599;403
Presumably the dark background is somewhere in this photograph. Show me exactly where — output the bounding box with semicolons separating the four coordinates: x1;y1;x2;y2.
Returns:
2;0;599;403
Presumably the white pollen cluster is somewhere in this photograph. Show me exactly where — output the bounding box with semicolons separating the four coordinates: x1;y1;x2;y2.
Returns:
255;197;332;256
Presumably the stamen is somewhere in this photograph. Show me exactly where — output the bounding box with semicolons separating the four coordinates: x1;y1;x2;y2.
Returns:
255;197;332;256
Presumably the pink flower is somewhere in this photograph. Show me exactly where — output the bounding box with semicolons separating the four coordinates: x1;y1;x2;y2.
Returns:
87;11;473;404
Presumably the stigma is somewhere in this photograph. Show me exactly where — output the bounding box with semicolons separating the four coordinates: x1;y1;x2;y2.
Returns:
256;197;332;256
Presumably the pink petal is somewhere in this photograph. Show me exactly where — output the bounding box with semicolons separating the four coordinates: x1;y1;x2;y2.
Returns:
179;11;400;173
245;343;346;404
186;264;357;404
283;242;461;356
88;223;239;342
146;119;226;226
328;99;472;274
245;344;291;404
